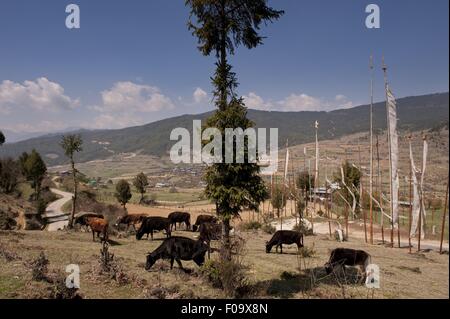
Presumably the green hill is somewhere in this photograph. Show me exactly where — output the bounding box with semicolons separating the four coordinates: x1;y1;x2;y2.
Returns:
1;92;448;166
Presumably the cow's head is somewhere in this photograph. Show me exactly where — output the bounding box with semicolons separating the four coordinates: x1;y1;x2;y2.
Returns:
114;216;124;228
145;253;156;271
265;241;271;253
324;262;333;274
136;229;144;241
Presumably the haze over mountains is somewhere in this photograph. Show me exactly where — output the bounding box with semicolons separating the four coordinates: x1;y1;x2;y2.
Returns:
1;92;448;167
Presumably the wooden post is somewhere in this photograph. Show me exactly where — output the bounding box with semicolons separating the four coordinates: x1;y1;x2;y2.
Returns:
418;192;422;252
325;152;332;237
377;134;384;244
359;144;368;243
408;145;413;254
369;55;374;245
345;201;349;239
440;174;449;254
397;185;401;248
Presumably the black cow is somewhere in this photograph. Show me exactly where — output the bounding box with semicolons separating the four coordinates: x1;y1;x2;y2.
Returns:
192;214;218;232
265;230;304;254
168;211;191;231
145;237;208;271
198;222;223;258
136;217;171;241
324;248;371;278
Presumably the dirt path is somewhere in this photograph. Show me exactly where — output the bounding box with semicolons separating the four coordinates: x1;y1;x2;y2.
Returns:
43;188;73;231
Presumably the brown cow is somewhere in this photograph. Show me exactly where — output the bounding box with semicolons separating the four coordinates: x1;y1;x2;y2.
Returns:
114;214;146;231
86;217;109;242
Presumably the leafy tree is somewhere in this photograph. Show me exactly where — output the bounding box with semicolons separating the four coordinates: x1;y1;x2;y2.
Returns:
0;131;5;146
0;158;20;194
22;150;47;200
271;186;286;218
60;134;83;227
133;172;149;203
186;0;283;260
296;171;315;195
115;180;132;210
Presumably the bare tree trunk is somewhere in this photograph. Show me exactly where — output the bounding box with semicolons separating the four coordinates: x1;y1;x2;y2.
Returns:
221;218;231;261
70;158;77;228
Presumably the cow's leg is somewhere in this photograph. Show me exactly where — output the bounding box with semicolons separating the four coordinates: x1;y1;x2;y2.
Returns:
280;244;283;254
208;241;211;259
170;257;174;270
92;230;95;242
175;259;183;270
150;230;154;241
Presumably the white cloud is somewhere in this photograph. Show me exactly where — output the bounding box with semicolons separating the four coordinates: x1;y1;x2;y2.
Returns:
87;81;176;129
334;94;354;109
243;92;273;110
2;121;70;133
91;113;145;130
243;92;355;112
0;77;79;114
93;81;174;113
278;93;323;112
193;87;208;103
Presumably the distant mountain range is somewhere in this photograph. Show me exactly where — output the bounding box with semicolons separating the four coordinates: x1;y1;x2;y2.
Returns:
1;92;448;167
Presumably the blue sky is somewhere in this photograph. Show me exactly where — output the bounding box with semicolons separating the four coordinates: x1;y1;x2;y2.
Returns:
0;0;448;137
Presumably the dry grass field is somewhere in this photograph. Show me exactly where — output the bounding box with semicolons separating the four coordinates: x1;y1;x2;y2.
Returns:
0;228;448;299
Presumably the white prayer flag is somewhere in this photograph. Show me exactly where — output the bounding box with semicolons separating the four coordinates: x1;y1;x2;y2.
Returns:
387;86;400;225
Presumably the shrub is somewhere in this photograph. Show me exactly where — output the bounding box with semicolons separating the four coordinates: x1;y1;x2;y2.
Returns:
298;245;316;258
95;242;129;285
201;238;252;298
240;221;262;231
261;224;276;234
169;187;178;193
30;252;49;281
292;221;313;236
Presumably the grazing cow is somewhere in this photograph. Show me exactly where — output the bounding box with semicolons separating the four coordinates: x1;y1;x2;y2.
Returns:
265;230;304;254
192;214;218;232
114;214;146;231
324;248;371;279
136;217;171;241
198;222;223;258
74;213;104;231
85;217;108;242
167;212;191;231
145;237;208;271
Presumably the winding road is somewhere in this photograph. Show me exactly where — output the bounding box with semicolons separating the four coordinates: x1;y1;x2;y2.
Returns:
43;188;73;231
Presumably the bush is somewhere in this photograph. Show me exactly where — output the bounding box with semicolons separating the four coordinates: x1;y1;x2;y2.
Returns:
30;252;49;281
240;221;262;231
95;242;129;285
200;238;252;298
169;187;178;193
292;221;313;236
298;245;316;258
261;224;276;234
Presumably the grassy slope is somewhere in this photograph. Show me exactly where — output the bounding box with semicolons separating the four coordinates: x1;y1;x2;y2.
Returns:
0;229;448;299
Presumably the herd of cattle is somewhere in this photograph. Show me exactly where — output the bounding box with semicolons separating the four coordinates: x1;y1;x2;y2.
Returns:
73;212;372;278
